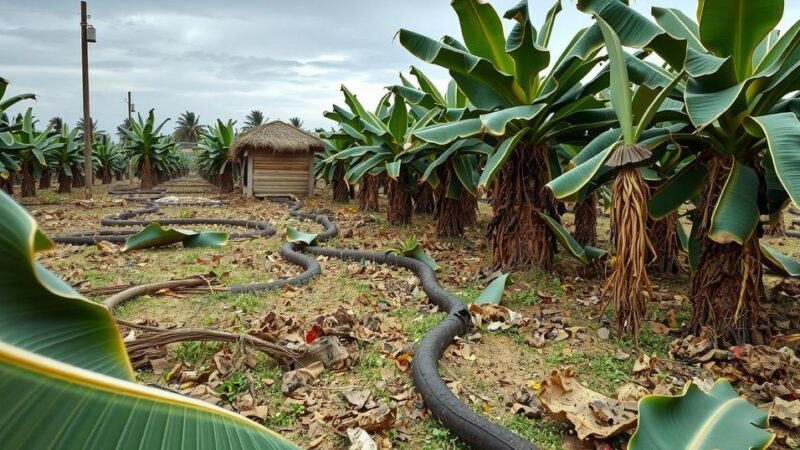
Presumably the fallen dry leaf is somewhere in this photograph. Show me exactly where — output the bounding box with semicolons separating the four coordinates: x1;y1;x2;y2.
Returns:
539;369;637;440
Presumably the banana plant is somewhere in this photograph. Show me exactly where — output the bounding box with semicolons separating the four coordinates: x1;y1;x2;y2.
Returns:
315;131;353;203
0;77;35;182
581;0;800;344
120;109;171;189
323;85;389;212
49;125;83;194
0;190;297;449
327;89;438;225
11;108;59;198
399;0;669;271
391;69;488;237
92;134;124;184
194;119;237;192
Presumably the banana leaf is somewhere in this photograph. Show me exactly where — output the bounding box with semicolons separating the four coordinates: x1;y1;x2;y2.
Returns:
630;379;774;450
123;222;228;251
285;227;319;245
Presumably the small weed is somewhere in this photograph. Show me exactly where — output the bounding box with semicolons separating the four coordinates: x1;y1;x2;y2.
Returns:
413;422;469;450
356;348;387;383
505;416;567;450
178;209;195;219
216;372;249;400
173;341;219;366
621;328;671;356
265;402;306;428
39;191;62;204
206;292;264;315
543;342;632;395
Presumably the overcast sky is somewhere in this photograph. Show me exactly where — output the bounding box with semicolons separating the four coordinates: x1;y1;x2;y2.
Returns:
1;1;797;136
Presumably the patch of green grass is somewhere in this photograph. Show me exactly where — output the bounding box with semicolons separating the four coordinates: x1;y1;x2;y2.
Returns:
356;348;388;383
390;307;445;341
265;402;306;428
39;191;62;204
543;342;632;395
216;372;250;400
173;341;219;366
621;328;671;356
508;290;540;307
522;268;563;297
205;292;264;315
403;422;468;450
505;416;567;450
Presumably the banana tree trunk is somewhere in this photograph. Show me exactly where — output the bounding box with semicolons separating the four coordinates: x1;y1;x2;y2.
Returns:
101;167;112;184
20;160;36;198
604;166;653;339
414;182;435;214
487;144;556;271
1;173;14;195
57;171;72;194
387;174;413;226
115;171;123;182
219;166;234;193
39;170;52;189
574;192;598;247
648;210;681;274
332;163;350;203
690;156;770;344
140;157;154;190
72;172;84;188
358;174;379;212
461;191;478;226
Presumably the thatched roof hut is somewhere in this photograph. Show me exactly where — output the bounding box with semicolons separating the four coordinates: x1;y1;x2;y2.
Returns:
232;120;322;198
231;120;323;159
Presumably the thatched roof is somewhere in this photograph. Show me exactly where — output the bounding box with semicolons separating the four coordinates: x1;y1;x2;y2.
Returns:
231;120;323;158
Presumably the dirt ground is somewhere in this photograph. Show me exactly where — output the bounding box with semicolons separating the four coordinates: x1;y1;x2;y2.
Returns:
22;177;800;449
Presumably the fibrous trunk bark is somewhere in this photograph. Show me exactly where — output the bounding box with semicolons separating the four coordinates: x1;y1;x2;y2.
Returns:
101;167;112;184
332;163;350;203
39;170;51;189
0;174;13;195
414;182;435;215
387;176;413;226
487;144;556;271
20;160;36;198
690;156;769;345
462;192;478;226
647;210;681;274
73;172;85;188
574;192;598;247
358;174;379;212
140;157;154;190
603;167;653;339
57;171;72;193
219;166;234;193
115;171;123;182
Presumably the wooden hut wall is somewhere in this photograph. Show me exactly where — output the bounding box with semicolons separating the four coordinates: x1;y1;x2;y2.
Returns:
251;152;313;196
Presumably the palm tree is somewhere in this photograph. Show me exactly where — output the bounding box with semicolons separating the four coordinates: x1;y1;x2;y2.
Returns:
173;111;205;143
76;117;104;140
289;117;304;129
48;117;64;133
242;110;266;131
194;119;237;193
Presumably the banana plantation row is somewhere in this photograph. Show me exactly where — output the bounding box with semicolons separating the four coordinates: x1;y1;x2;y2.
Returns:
2;0;799;349
314;0;800;347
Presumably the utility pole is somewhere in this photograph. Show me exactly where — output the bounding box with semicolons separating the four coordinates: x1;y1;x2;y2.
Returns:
80;1;94;198
126;91;134;181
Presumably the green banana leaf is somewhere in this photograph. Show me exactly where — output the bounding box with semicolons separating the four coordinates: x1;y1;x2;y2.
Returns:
478;127;529;190
595;16;635;144
629;379;774;450
389;236;438;271
708;160;760;244
475;272;510;305
539;212;607;264
123;222;228;251
761;244;800;277
648;163;708;219
696;0;782;81
0;190;297;449
746;113;800;208
285;227;319;245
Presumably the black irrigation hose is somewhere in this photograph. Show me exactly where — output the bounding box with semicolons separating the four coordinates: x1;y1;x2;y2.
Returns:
285;203;536;450
49;186;536;449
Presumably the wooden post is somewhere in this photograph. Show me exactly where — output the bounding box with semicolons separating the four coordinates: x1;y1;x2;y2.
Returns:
307;153;314;197
126;90;133;180
80;1;93;198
